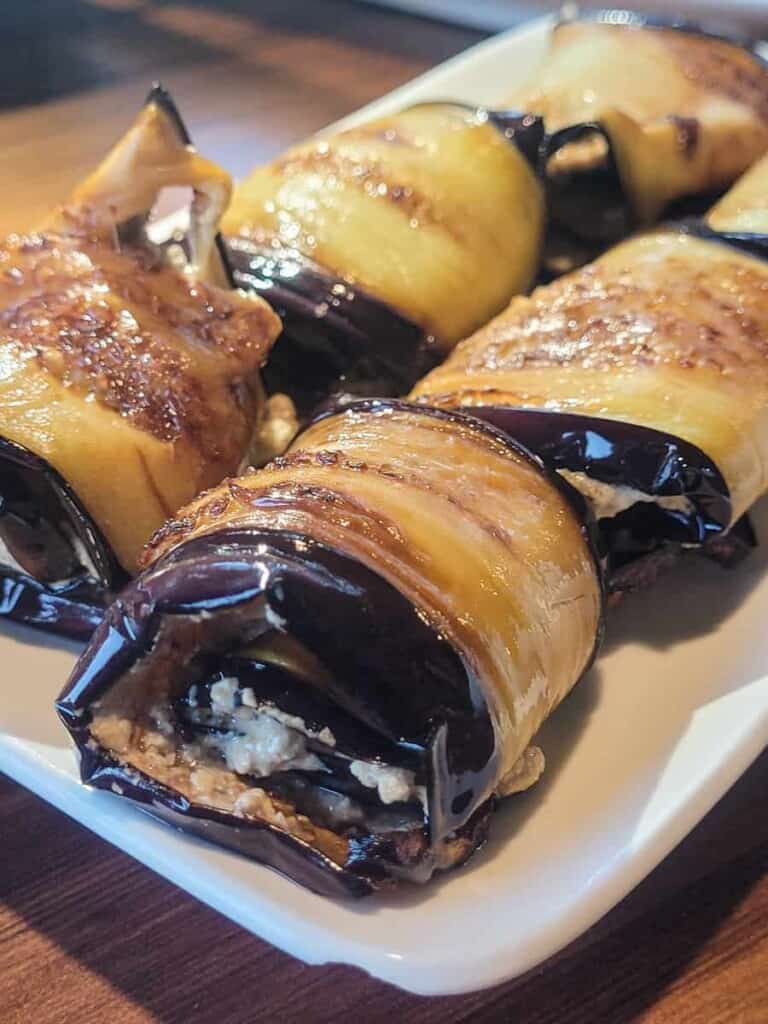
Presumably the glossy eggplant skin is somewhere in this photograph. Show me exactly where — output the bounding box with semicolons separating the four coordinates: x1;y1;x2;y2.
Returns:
412;209;768;547
224;104;545;412
460;408;730;572
58;402;602;896
58;529;494;898
0;90;280;637
0;437;128;638
226;239;433;416
510;13;768;250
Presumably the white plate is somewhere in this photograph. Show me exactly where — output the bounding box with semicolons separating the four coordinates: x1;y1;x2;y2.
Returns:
358;1;768;35
2;16;768;997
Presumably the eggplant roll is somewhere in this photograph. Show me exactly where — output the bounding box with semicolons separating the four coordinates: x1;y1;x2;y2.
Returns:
222;103;545;412
412;153;768;584
57;402;602;897
508;14;768;248
0;89;280;638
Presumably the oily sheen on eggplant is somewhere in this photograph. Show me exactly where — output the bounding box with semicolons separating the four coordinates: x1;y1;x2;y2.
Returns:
223;103;545;414
412;152;768;587
508;12;768;254
0;88;280;638
57;402;603;897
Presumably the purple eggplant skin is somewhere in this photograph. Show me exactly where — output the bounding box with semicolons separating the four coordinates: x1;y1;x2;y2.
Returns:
226;238;436;417
56;530;504;897
0;438;126;639
541;120;631;250
456;408;731;570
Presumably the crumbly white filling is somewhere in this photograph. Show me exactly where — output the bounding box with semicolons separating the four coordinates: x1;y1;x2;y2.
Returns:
558;470;692;521
250;392;300;466
209;677;239;713
90;707;332;846
208;677;336;746
205;683;422;806
203;713;325;778
349;760;423;805
240;688;336;747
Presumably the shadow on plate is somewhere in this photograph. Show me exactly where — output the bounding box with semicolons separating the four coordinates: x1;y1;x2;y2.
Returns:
605;493;768;654
350;663;604;913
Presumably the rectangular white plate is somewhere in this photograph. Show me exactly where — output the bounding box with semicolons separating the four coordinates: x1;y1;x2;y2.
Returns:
2;16;768;997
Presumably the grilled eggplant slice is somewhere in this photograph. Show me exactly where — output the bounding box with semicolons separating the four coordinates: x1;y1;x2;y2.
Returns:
57;402;602;897
412;153;768;584
508;12;768;257
223;103;545;415
0;87;280;638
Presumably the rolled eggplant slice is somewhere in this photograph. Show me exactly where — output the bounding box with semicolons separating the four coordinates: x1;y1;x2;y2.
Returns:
223;103;545;414
412;154;768;579
508;13;768;252
0;88;280;637
58;402;602;896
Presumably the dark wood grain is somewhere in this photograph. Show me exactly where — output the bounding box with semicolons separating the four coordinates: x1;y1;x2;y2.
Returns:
2;753;767;1024
1;3;767;1021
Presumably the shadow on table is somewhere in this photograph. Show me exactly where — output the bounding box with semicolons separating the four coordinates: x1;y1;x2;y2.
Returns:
604;493;768;655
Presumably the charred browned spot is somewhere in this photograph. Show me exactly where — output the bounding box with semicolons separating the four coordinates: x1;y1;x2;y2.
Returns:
661;31;768;124
260;446;515;548
0;231;274;459
272;147;462;239
236;477;395;520
268;449;343;473
434;251;768;376
202;495;233;519
141;515;201;567
669;115;700;157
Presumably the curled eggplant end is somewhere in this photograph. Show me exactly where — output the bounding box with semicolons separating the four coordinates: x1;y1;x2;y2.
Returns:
0;438;125;639
526;12;768;269
542;121;632;251
48;83;233;289
56;531;502;897
0;89;275;637
446;407;731;579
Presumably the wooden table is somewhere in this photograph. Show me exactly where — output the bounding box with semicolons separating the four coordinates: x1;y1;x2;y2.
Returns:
1;3;766;1021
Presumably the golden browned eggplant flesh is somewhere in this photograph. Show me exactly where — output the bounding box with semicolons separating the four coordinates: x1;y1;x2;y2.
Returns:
58;403;602;897
0;88;280;637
